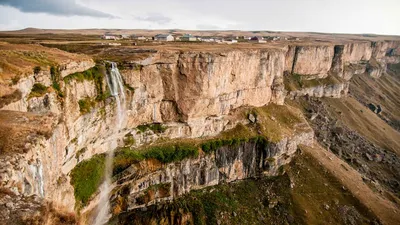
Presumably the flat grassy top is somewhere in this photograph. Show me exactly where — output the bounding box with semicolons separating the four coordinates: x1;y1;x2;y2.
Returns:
254;103;311;142
322;97;400;155
0;42;91;84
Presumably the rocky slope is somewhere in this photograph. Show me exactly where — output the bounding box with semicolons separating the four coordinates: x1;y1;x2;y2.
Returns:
0;39;400;224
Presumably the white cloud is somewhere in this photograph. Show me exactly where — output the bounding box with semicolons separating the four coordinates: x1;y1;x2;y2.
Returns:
0;0;399;35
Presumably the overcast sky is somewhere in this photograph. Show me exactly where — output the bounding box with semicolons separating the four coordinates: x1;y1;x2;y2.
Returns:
0;0;399;35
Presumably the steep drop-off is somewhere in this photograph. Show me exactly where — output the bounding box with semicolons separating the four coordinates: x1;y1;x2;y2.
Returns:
0;38;400;224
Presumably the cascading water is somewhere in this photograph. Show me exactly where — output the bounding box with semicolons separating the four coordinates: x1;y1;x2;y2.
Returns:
93;62;126;225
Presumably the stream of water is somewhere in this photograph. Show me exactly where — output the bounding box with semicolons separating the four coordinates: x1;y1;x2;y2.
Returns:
93;62;126;225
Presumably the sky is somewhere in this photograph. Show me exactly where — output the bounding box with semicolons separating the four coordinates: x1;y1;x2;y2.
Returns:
0;0;399;35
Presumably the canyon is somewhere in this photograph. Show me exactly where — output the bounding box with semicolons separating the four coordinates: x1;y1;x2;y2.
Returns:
0;32;400;224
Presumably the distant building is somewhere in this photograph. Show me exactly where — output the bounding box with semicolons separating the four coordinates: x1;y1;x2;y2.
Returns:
154;34;174;41
101;35;119;40
121;34;130;39
223;39;238;44
108;43;121;46
180;34;197;42
250;36;266;43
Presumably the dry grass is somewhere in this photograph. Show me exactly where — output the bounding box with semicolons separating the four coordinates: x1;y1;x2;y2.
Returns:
322;97;400;155
300;143;400;225
0;42;91;85
0;110;57;155
350;66;400;130
254;103;311;142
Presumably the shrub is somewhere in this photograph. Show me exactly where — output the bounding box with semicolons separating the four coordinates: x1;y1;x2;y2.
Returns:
113;148;144;175
33;66;41;75
78;98;95;114
137;123;167;133
29;83;48;98
123;133;135;147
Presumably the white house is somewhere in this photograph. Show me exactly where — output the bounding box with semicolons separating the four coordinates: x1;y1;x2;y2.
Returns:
180;34;197;42
101;35;119;40
154;34;174;41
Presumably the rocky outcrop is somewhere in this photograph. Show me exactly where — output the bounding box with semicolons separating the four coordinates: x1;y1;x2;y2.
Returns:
79;130;313;224
291;45;334;79
0;59;94;112
123;49;286;123
287;82;349;99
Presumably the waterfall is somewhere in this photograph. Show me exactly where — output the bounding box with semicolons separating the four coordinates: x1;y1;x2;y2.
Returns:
94;62;126;225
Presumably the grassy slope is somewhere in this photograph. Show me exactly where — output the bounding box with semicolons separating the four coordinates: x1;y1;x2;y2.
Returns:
322;97;400;155
301;143;400;225
350;65;400;130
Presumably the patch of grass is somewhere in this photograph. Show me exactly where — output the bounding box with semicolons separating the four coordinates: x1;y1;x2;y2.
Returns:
113;148;145;175
70;154;105;208
284;73;343;91
64;66;102;84
29;83;48;98
50;66;64;97
136;123;167;133
64;65;109;102
78;97;96;114
254;104;306;142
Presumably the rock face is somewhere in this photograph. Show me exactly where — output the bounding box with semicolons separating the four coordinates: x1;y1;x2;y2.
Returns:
79;130;313;223
291;45;334;78
0;39;400;224
287;82;349;99
123;49;286;123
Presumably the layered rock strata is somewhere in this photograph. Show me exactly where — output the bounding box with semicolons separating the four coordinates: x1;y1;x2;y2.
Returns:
0;40;399;223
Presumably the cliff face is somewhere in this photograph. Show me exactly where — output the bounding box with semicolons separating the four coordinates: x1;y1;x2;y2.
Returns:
123;49;286;123
291;45;334;78
0;39;400;224
80;130;313;224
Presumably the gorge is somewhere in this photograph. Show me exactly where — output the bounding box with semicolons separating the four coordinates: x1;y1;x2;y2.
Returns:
1;34;400;224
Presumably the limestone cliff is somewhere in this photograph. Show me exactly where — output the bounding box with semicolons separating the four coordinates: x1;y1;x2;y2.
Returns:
0;39;400;224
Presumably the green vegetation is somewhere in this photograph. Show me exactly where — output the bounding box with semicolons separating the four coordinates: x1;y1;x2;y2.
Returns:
123;133;135;147
64;65;110;102
70;104;307;208
50;66;64;97
133;64;143;71
136;123;167;133
29;83;48;98
64;66;103;84
70;154;105;207
284;73;342;91
254;104;305;142
200;136;266;154
78;97;96;114
33;66;41;75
